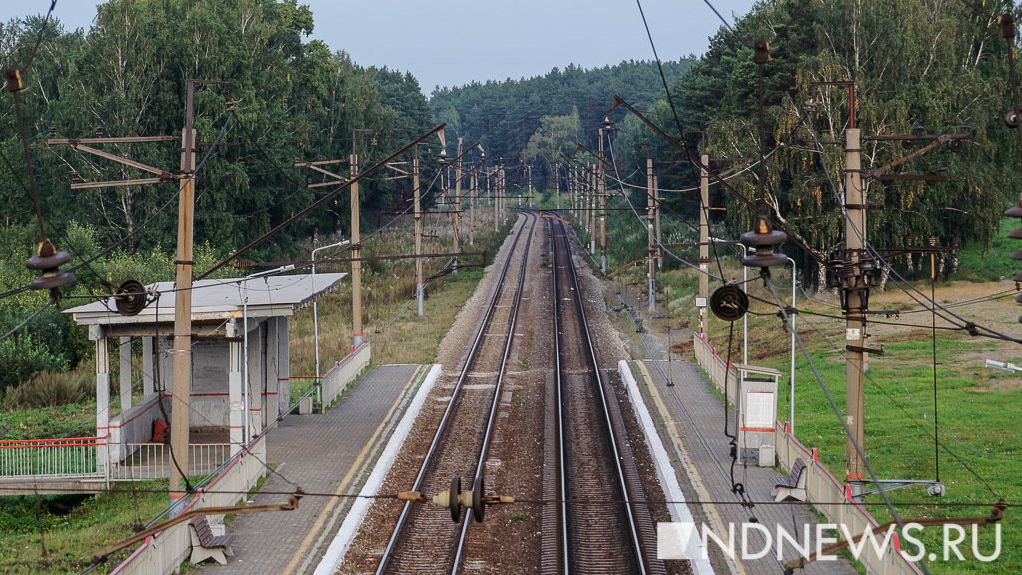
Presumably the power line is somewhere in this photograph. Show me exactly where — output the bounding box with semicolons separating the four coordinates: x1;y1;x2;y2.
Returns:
801;112;1022;345
762;278;933;575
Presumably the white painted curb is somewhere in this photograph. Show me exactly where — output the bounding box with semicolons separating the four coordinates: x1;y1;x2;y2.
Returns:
618;360;715;575
313;363;443;575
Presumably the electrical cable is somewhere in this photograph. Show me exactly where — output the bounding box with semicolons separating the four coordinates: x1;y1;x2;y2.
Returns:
150;293;194;495
13;0;58;75
701;0;736;34
0;108;235;305
0;301;53;343
801;112;1022;344
602;143;785;193
195;125;447;280
0;483;1013;506
763;277;933;575
784;286;1013;490
633;0;736;283
584;139;725;281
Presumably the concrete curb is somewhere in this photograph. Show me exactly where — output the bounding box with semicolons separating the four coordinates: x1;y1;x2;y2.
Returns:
619;359;715;575
312;363;443;575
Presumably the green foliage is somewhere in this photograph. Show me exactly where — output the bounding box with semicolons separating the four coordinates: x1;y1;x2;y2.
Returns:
671;0;1019;283
2;369;92;409
0;1;435;257
523;108;582;180
0;482;167;573
430;59;695;186
0;333;68;391
955;217;1020;282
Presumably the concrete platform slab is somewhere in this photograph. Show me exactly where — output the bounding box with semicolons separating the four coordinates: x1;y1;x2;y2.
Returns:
634;359;859;575
195;363;427;575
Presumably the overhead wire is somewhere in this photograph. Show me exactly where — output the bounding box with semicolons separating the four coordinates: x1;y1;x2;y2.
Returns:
0;107;236;305
633;0;733;284
762;277;934;575
768;281;1013;484
801;111;1022;344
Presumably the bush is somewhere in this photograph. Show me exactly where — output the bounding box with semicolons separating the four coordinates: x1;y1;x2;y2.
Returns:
0;334;69;392
1;369;93;408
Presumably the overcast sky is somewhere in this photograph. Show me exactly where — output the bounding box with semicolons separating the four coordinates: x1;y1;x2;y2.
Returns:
9;0;755;94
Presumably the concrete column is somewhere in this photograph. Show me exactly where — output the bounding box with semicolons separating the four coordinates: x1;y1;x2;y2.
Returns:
247;322;264;438
142;336;154;399
265;317;286;421
118;337;132;413
227;321;243;454
275;317;290;419
91;326;110;468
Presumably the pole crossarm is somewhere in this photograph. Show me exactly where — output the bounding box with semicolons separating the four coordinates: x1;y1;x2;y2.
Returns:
70;177;170;190
47;135;177;145
197;123;446;280
48;137;181;190
866;133;969;179
302;163;349;184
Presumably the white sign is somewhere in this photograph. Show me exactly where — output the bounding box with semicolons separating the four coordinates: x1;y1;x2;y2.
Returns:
745;392;774;428
695;297;707;308
846;328;861;340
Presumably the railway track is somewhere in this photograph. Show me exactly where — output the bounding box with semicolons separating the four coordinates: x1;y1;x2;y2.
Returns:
543;218;666;575
374;212;537;575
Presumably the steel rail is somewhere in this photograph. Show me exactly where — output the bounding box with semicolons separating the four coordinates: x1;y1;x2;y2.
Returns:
556;219;648;574
374;212;535;575
548;218;572;574
450;212;538;573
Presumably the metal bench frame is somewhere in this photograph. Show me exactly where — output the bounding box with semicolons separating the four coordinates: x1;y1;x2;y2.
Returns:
772;457;808;502
188;516;235;565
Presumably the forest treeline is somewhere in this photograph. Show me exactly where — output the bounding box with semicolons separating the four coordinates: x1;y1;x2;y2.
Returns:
609;0;1021;284
430;1;1020;287
1;0;1018;388
429;58;694;188
0;0;439;388
0;0;680;389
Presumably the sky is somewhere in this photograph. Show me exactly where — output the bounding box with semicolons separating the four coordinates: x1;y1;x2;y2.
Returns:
9;0;756;95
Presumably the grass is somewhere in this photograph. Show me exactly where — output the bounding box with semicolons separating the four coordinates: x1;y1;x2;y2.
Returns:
0;208;513;574
683;271;1022;574
505;511;531;525
0;481;168;574
0;402;96;441
287;209;511;393
954;218;1018;282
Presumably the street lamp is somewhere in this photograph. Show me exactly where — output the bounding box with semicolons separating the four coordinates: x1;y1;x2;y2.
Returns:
242;264;294;442
312;239;350;407
783;255;797;435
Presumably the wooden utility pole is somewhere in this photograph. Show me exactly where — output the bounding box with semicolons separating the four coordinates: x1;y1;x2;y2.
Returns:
698;154;710;335
454;138;463;275
554;163;560;209
501;164;507;225
569;165;575;219
655;175;662;271
49;82;230;510
527;164;533;208
492;167;498;233
597;129;607;274
469;169;476;246
646;157;656;312
844;122;868;494
414;149;424;316
169;81;198;511
589;163;597;255
350;141;363;349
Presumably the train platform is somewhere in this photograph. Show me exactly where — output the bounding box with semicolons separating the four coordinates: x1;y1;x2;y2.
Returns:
196;363;430;575
632;357;858;575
